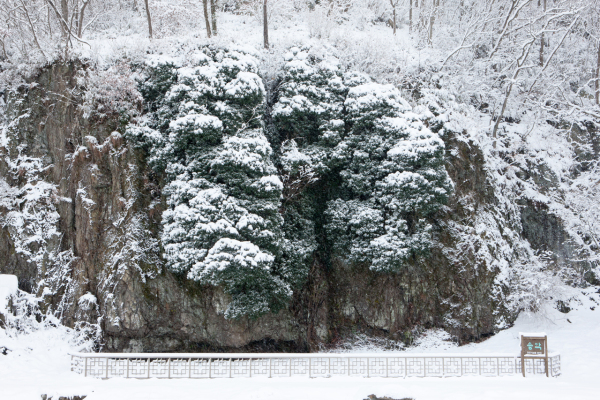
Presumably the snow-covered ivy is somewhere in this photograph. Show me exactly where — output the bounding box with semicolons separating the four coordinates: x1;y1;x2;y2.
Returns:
127;46;289;319
273;47;452;273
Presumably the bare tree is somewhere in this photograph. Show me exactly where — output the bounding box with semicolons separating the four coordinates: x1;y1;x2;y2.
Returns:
203;0;212;38
210;0;217;36
389;0;399;35
428;0;440;46
583;0;600;106
596;41;600;106
492;5;582;141
409;0;413;32
18;0;46;60
263;0;269;49
43;0;92;51
144;0;153;38
540;0;547;66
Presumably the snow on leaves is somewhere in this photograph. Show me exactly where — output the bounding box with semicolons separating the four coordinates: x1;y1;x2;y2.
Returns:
131;46;288;319
130;44;453;318
272;46;452;274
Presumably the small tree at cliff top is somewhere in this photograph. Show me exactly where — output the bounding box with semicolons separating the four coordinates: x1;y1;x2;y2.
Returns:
273;46;347;172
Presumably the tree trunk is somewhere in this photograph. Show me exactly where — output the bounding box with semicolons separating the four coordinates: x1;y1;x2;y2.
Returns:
428;1;437;46
596;41;600;106
74;2;79;38
144;0;153;39
263;0;269;49
393;4;397;35
409;0;413;32
210;0;217;36
540;0;546;66
78;0;89;37
60;0;69;40
48;5;53;36
203;0;212;38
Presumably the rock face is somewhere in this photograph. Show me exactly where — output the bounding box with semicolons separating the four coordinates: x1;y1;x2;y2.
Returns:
0;63;305;352
319;131;499;344
0;61;592;352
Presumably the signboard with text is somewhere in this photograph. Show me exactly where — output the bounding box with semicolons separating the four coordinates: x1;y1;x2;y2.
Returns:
520;333;548;377
521;337;546;355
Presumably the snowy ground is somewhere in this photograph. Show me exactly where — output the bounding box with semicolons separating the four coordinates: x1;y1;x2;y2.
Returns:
1;289;599;400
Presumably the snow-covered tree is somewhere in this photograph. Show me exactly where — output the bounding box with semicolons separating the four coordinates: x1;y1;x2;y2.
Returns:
273;47;452;273
272;47;349;288
128;46;290;319
326;77;452;271
273;46;346;166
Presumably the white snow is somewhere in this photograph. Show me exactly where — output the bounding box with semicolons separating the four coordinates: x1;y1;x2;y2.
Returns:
189;238;275;279
1;290;599;400
519;332;548;337
0;274;18;314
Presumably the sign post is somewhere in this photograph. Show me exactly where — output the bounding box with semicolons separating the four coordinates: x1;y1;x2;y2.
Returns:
520;333;548;377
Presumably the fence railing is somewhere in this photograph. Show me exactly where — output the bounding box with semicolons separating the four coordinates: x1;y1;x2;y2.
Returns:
70;352;561;379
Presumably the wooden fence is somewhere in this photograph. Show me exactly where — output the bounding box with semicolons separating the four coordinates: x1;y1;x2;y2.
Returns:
70;352;561;379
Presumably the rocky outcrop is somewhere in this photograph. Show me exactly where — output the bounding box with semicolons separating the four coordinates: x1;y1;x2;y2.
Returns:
0;62;307;352
0;61;591;352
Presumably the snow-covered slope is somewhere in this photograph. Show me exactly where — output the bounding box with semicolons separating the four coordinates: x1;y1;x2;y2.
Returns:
1;291;598;400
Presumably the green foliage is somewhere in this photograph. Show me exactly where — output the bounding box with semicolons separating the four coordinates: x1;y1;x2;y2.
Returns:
273;47;453;273
128;46;290;319
127;44;454;319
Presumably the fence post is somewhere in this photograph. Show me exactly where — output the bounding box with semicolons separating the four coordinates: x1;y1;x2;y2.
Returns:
249;358;252;378
289;358;292;377
168;358;171;379
545;336;549;377
309;358;311;378
229;358;232;378
497;358;499;376
442;357;445;377
423;358;426;377
127;358;130;378
105;358;109;379
367;357;370;378
84;357;88;377
328;357;331;376
208;358;212;379
147;358;151;379
460;358;463;376
189;358;192;378
478;358;482;376
269;357;272;378
386;357;389;378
